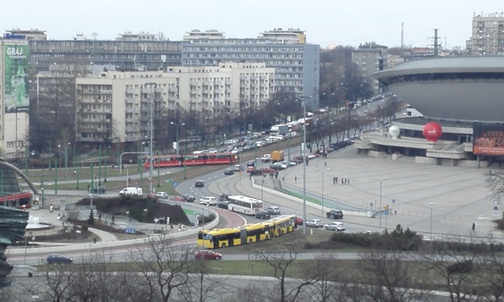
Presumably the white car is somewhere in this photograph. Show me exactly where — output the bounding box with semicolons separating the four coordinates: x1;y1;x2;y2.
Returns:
323;222;346;231
305;219;324;228
156;192;169;199
199;196;217;206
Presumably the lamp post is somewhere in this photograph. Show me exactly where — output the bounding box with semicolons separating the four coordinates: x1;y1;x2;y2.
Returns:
143;208;148;222
301;96;312;235
316;168;330;214
374;177;388;228
171;122;185;156
430;202;434;241
64;142;70;180
261;176;265;200
146;83;156;194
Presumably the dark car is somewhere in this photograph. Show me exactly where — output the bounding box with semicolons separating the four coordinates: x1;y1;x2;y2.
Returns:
255;210;271;219
47;254;73;264
219;194;231;201
195;250;222;260
218;200;230;209
326;209;344;219
89;186;106;194
195;180;205;187
182;193;195;202
224;168;234;175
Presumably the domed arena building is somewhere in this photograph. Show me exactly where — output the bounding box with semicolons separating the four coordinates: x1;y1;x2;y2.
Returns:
356;56;504;167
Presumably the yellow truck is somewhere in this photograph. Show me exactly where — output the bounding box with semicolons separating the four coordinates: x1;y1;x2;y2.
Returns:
270;150;284;163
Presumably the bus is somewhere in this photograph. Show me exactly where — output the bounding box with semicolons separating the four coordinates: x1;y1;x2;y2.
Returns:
144;152;237;169
197;215;298;249
227;195;263;215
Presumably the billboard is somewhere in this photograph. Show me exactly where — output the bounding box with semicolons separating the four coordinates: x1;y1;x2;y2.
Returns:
473;123;504;156
4;43;29;113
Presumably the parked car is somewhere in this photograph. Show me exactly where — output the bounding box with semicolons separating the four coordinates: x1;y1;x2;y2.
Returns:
199;196;217;206
294;217;304;226
195;180;205;187
323;221;346;231
181;193;195;202
89;186;106;194
255;210;271;219
265;206;281;215
233;164;242;171
224;168;234;175
47;254;73;264
156;192;169;199
326;209;344;219
305;219;324;228
195;250;222;260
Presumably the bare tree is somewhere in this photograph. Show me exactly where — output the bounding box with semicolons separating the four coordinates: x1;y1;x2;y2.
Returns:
486;168;504;204
129;234;198;302
301;253;350;302
356;249;429;302
253;234;315;302
421;243;479;302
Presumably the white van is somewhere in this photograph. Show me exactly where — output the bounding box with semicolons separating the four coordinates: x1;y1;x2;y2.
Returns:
119;187;143;196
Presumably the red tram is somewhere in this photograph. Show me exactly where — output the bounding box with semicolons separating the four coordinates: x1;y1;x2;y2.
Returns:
144;152;237;169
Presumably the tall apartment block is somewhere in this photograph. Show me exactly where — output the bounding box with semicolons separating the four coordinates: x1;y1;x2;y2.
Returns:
182;28;320;108
351;42;388;93
469;12;504;55
74;63;275;145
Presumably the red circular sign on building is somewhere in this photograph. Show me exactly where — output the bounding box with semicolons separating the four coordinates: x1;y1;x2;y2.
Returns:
423;122;442;142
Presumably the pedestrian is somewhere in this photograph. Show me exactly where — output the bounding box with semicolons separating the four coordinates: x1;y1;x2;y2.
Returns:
335;177;338;184
472;222;475;232
295;176;297;183
333;177;336;184
325;161;327;167
49;204;54;213
341;178;344;185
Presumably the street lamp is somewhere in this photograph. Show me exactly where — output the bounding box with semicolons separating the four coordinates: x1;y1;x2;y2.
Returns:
64;142;70;180
430;202;434;241
316;168;330;214
143;208;148;222
170;122;185;156
146;83;156;194
261;176;265;200
301;96;312;235
374;177;388;228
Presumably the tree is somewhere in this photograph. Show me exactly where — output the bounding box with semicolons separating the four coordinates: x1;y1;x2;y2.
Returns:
356;249;429;302
129;234;199;302
253;234;315;302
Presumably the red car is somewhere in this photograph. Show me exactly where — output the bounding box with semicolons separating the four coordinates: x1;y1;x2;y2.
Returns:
195;250;222;260
295;217;304;226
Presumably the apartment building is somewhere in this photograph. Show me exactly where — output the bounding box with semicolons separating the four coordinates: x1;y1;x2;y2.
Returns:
351;42;388;93
182;28;320;108
75;62;274;145
469;12;504;55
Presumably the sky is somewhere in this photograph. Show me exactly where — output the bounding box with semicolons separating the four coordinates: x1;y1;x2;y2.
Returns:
4;0;503;49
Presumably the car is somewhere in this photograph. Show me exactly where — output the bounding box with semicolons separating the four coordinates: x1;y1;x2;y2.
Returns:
47;254;73;264
195;250;222;260
195;180;205;187
305;219;324;228
156;192;169;199
261;154;271;162
218;200;230;209
224;168;234;175
233;164;242;171
294;217;304;226
219;194;231;201
307;154;317;160
287;160;298;166
181;193;195;202
326;209;344;219
265;206;281;215
255;210;271;219
89;186;106;194
199;196;217;206
323;221;346;231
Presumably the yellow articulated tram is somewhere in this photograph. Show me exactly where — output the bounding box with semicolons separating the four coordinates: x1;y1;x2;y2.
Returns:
197;214;298;249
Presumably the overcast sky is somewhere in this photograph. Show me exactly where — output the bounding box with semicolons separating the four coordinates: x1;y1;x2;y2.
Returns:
5;0;503;49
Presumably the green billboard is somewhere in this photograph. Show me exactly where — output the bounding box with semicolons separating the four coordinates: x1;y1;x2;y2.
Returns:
4;43;29;112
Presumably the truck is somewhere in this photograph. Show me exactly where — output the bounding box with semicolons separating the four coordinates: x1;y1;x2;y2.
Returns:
261;154;271;162
270;150;284;163
269;124;289;136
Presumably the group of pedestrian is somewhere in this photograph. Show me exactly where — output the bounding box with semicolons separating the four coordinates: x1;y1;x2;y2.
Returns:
332;177;349;184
